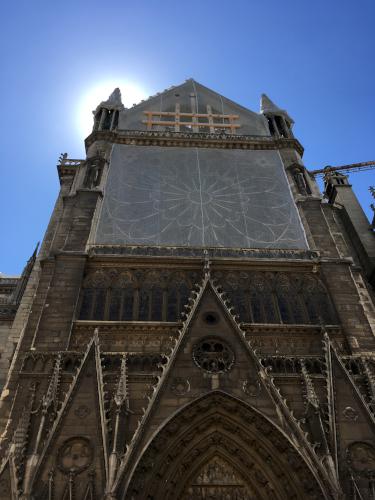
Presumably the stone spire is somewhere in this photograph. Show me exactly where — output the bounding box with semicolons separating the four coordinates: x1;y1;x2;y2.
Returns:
260;94;293;123
93;88;124;132
96;88;124;113
260;94;294;138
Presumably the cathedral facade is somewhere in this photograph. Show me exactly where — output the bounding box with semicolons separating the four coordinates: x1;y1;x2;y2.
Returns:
0;80;374;499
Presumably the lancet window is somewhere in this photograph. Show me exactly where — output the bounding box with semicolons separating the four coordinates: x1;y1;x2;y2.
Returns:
78;269;195;322
79;269;337;325
214;271;337;325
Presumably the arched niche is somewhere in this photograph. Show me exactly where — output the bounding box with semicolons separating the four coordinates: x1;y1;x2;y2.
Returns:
125;392;331;500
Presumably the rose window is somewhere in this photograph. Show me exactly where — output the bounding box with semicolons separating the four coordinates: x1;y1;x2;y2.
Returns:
193;338;234;373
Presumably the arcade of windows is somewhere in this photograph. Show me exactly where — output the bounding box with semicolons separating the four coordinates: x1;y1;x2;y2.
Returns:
78;269;337;326
214;270;337;325
78;269;195;322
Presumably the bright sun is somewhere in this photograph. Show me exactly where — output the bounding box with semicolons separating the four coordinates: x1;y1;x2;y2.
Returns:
77;80;148;138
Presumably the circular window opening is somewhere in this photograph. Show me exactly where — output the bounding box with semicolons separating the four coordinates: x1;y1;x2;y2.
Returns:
193;338;234;373
203;312;219;325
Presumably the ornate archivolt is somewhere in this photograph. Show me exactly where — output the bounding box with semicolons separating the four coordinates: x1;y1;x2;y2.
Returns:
125;392;330;500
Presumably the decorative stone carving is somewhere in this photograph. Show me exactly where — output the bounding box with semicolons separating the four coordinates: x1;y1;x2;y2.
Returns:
183;456;253;499
89;244;318;260
242;379;261;397
83;156;104;188
192;338;234;373
171;377;191;396
293;170;309;195
342;406;359;421
74;405;91;419
57;437;93;475
347;442;375;476
128;393;322;499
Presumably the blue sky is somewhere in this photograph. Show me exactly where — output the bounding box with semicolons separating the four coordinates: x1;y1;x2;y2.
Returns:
0;0;374;274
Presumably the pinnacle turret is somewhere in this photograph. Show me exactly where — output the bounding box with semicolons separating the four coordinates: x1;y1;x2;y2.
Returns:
260;93;294;123
93;88;124;133
260;93;280;114
98;88;124;110
260;93;294;138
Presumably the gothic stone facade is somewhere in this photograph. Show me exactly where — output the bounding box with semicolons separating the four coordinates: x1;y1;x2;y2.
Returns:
0;80;375;499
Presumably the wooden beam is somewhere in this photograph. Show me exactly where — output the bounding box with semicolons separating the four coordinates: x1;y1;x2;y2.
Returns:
143;111;239;119
141;120;241;129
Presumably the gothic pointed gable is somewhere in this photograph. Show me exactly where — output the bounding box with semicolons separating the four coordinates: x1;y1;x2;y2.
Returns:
111;272;335;498
325;337;375;486
30;335;108;499
119;79;270;136
128;275;282;441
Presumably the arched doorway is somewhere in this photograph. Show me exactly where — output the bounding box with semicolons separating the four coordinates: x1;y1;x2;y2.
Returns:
126;392;330;499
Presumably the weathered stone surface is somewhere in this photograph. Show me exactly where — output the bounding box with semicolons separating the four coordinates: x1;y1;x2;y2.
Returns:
1;80;374;499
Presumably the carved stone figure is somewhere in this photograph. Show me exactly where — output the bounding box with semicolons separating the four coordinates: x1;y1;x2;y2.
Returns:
84;157;103;188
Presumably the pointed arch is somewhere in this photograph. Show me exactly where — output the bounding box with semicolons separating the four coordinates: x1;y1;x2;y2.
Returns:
124;391;332;500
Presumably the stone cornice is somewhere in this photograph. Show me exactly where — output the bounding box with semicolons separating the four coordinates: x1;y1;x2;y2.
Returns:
73;320;180;335
88;244;318;262
72;320;341;337
57;159;84;185
85;128;304;156
242;323;341;336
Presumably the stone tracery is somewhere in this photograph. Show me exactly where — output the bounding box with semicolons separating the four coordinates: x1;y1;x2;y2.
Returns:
125;392;328;500
78;268;338;326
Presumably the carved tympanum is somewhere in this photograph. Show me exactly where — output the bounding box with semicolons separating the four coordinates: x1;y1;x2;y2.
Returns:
183;456;254;499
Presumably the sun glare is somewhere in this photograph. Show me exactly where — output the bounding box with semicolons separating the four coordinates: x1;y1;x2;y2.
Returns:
77;81;148;138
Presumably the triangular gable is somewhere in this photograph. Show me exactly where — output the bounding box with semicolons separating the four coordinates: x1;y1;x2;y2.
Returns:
120;79;269;136
113;272;334;496
327;339;375;471
31;334;107;498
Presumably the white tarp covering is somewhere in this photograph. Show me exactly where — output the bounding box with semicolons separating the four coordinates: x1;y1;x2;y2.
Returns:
95;145;307;249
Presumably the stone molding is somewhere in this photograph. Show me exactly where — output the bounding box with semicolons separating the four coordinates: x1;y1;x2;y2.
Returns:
88;244;318;261
85;128;304;155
